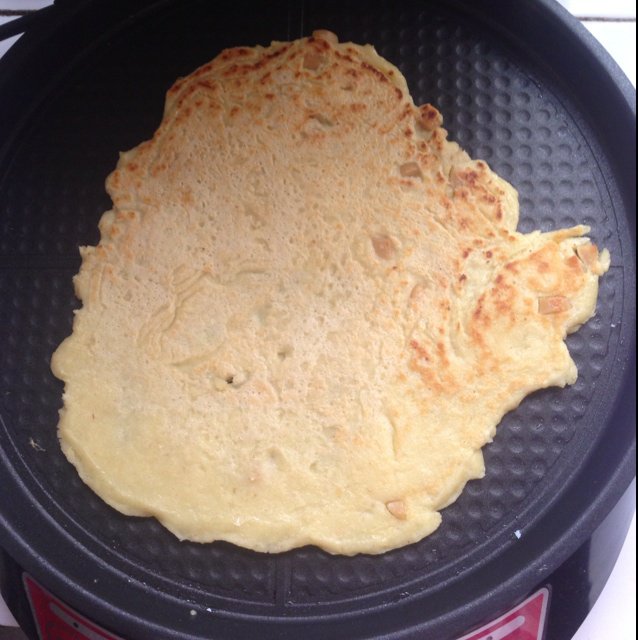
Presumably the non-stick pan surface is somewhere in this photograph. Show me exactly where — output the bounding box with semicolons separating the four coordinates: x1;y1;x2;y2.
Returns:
0;1;635;638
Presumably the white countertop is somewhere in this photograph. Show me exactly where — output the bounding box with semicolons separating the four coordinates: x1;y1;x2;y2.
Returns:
0;1;635;638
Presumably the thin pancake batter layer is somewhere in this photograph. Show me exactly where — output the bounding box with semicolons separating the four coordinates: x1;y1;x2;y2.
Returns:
52;31;609;555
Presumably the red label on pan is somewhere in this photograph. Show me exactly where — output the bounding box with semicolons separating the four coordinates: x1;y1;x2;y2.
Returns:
23;574;124;640
457;587;550;640
22;571;549;640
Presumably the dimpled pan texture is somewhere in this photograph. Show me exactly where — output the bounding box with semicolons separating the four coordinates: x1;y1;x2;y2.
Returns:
0;1;632;638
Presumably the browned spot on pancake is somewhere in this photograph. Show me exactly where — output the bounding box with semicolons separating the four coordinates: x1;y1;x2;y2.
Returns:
304;51;325;70
538;295;572;314
409;339;430;362
193;63;213;77
566;254;583;272
361;61;389;83
168;79;185;94
196;79;216;91
399;162;422;179
417;104;443;131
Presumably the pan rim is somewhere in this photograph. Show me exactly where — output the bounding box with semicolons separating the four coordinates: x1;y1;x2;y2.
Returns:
0;0;635;638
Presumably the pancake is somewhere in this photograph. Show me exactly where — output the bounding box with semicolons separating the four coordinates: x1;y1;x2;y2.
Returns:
51;31;610;555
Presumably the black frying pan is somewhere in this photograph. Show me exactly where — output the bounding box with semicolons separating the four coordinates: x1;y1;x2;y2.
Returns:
0;1;635;638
